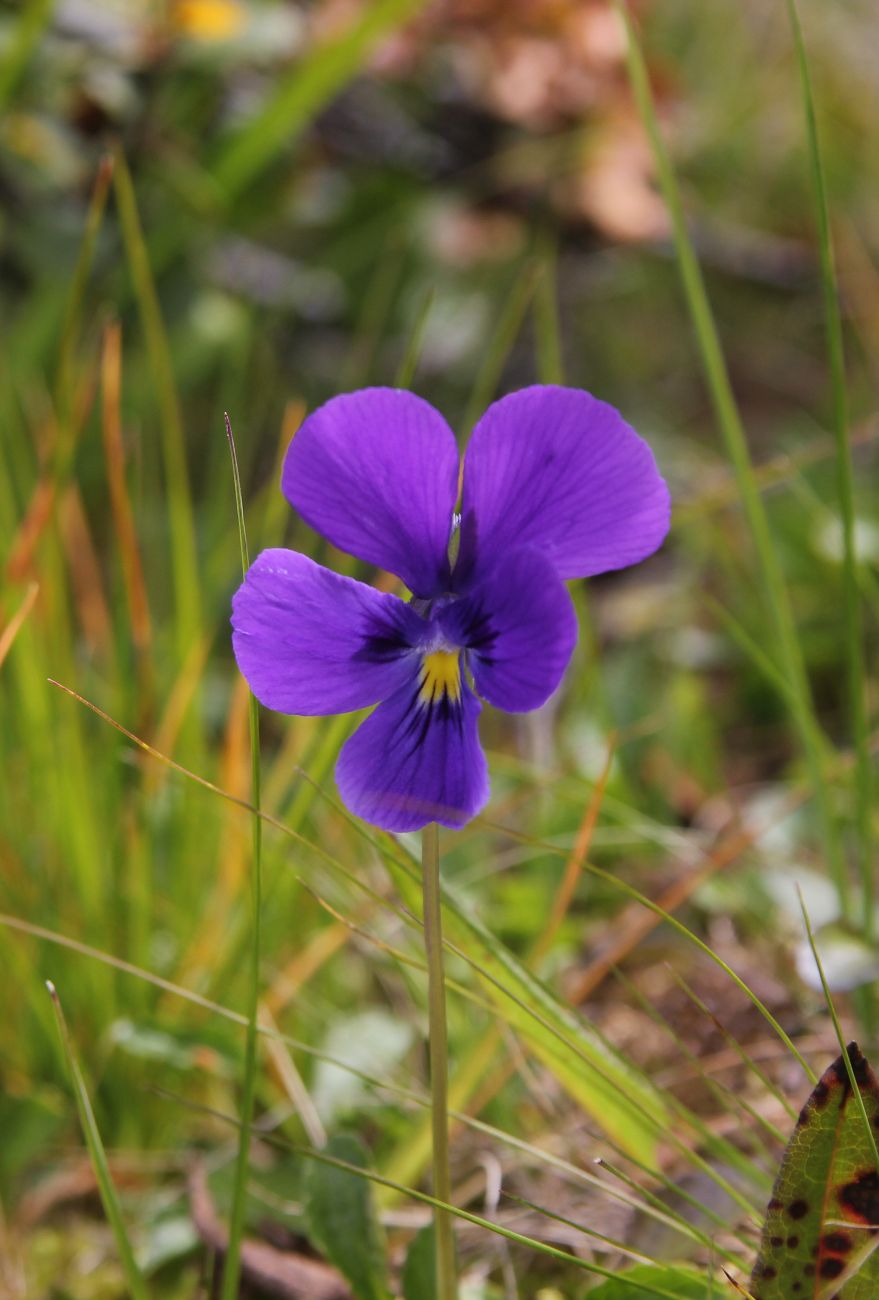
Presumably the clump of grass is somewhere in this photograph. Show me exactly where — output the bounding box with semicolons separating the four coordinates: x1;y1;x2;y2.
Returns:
1;1;877;1295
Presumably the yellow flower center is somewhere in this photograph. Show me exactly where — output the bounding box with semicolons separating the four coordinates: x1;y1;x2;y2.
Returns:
419;650;462;706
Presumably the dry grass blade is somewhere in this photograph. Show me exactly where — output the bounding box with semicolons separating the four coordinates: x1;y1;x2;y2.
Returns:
0;582;38;670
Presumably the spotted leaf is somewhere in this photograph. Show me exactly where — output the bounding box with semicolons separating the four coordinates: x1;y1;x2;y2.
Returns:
750;1043;879;1299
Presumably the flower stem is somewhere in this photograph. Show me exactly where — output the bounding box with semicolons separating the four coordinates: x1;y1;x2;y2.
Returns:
222;416;263;1300
421;822;457;1300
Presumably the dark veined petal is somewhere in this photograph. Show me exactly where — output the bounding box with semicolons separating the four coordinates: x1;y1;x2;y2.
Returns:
282;388;460;598
438;547;577;713
455;385;670;589
335;666;489;832
231;549;424;715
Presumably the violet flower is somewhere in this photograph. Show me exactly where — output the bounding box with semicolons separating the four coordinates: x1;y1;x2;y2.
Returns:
232;386;669;832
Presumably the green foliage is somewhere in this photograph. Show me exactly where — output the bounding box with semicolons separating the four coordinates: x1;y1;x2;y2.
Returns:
403;1224;438;1300
587;1265;714;1299
48;983;150;1300
751;1045;879;1299
385;846;667;1166
1;0;878;1294
305;1135;392;1300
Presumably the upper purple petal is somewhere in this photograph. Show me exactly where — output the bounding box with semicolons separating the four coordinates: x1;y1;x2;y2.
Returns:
282;388;460;598
454;385;670;589
335;671;489;831
231;548;423;715
438;547;578;713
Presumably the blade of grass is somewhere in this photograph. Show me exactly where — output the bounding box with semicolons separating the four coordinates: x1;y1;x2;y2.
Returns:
0;581;38;670
797;887;879;1173
612;0;848;920
48;676;809;1171
220;414;263;1300
704;595;798;710
783;0;872;938
385;738;614;1194
158;1090;715;1300
395;286;435;388
57;155;114;431
213;0;428;200
100;320;154;709
533;231;564;386
47;981;150;1300
3;912;739;1261
666;968;796;1124
113;147;202;663
460;262;541;436
342;232;408;389
486;815;817;1084
0;0;54;112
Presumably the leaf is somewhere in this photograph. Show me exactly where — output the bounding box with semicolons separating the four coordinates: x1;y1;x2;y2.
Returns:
313;1009;414;1123
212;0;428;198
750;1043;879;1299
586;1264;713;1298
402;1224;437;1300
305;1134;391;1300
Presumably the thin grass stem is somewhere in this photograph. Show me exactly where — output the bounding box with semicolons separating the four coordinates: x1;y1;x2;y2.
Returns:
613;0;849;920
47;982;151;1300
220;415;263;1300
422;823;457;1300
113;147;202;663
534;231;564;386
783;0;873;940
396;286;435;388
460;262;540;438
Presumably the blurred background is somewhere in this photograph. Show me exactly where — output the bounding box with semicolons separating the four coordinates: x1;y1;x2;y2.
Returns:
2;0;879;1295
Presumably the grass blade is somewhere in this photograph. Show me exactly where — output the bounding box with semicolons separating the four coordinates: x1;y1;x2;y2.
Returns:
113;148;202;663
534;231;565;385
47;981;151;1300
213;0;428;200
220;414;263;1300
395;287;435;388
797;888;879;1172
460;261;540;436
0;0;54;112
782;0;872;935
612;0;849;920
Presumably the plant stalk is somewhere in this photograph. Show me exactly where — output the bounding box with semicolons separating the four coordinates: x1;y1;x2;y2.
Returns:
222;416;264;1300
422;822;457;1300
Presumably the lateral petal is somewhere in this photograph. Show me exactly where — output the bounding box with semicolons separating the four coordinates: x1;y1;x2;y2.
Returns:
231;548;423;715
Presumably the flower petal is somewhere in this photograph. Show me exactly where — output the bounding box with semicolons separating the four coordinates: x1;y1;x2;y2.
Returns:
232;548;423;715
282;388;460;598
439;547;577;712
455;385;670;588
335;673;489;831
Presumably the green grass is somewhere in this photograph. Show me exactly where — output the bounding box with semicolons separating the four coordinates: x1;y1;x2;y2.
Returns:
1;0;878;1294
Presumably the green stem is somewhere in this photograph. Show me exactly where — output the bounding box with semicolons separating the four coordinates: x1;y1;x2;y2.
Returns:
421;823;457;1300
613;0;850;921
222;417;263;1299
783;0;873;940
48;983;151;1300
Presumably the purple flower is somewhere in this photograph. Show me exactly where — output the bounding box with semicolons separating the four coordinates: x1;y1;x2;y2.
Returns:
231;386;669;832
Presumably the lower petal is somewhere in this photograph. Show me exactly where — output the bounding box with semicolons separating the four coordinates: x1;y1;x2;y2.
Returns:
335;675;489;832
439;547;577;712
